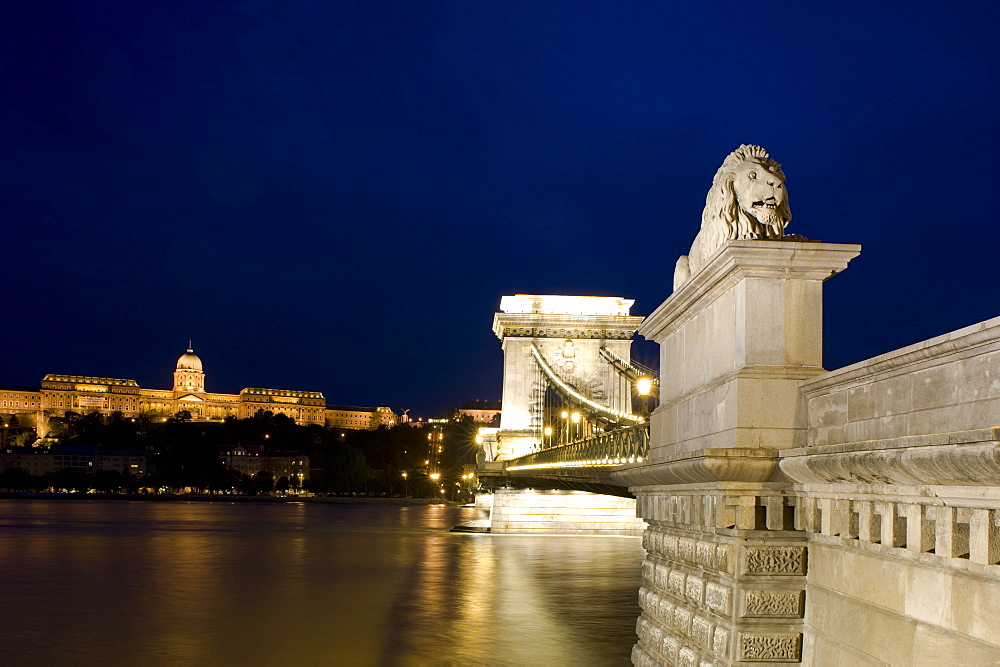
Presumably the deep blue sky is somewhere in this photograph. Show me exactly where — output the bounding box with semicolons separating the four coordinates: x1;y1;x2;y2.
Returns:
3;1;998;418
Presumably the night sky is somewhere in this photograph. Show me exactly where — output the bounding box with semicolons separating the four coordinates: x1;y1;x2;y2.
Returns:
3;1;998;418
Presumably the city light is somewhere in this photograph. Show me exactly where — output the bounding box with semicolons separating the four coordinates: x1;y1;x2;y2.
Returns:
430;473;440;480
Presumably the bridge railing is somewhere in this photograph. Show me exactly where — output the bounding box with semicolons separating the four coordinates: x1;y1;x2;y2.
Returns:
505;423;649;472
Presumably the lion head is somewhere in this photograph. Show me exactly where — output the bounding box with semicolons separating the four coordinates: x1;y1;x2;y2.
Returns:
675;145;793;290
706;144;791;241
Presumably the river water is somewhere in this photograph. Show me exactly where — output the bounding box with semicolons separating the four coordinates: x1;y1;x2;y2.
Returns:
0;499;644;666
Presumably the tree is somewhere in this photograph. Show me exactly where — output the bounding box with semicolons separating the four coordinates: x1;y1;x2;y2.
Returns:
275;476;290;493
93;470;124;493
169;410;192;423
0;468;34;491
251;471;274;495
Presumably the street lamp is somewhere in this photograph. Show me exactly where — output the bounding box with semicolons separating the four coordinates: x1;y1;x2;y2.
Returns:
637;377;652;417
571;412;581;440
401;471;408;497
543;425;552;448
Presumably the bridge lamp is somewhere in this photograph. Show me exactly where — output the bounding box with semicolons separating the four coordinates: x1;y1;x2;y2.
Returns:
571;412;581;423
560;411;569;419
475;435;483;444
430;472;440;480
636;377;652;396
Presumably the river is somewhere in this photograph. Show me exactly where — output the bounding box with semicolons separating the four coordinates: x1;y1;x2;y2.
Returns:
0;499;644;666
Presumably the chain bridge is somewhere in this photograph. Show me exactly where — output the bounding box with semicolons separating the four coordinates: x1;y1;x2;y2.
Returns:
466;144;1000;664
476;294;658;499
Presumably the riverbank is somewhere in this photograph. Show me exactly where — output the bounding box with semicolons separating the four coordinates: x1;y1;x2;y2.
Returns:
0;491;460;505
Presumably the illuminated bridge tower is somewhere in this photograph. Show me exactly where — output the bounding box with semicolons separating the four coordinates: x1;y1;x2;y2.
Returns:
491;294;645;460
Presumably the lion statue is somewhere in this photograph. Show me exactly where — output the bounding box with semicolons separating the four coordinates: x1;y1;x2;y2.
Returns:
673;144;792;290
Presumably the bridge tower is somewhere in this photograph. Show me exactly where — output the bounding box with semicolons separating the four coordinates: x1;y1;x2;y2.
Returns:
491;294;644;460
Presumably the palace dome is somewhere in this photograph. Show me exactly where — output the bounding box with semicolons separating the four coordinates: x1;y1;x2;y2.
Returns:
176;347;203;372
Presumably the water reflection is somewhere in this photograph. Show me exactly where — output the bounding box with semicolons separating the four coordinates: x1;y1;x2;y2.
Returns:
0;500;642;666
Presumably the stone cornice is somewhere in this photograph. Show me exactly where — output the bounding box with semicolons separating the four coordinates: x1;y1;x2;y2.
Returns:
639;240;861;342
493;312;644;340
612;448;780;487
779;428;1000;486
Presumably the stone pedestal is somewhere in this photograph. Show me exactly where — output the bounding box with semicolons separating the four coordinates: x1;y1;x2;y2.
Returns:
616;240;860;665
640;241;861;460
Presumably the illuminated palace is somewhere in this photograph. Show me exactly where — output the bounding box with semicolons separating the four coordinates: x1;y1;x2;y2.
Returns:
0;346;397;434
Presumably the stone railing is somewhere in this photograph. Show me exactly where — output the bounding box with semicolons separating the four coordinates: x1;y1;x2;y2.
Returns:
800;316;1000;448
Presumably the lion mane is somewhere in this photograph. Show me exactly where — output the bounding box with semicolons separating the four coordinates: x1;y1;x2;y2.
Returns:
673;144;792;290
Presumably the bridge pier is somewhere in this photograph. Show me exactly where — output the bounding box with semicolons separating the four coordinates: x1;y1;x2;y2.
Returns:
627;483;809;665
488;488;646;536
616;240;860;665
616;231;1000;664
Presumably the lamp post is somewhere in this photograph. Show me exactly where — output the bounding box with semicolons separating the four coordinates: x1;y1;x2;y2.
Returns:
401;471;408;498
571;411;581;441
561;411;569;444
543;426;552;448
637;377;652;418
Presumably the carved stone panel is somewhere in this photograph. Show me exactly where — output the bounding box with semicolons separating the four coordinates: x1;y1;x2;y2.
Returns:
705;582;733;615
668;569;687;598
691;615;713;648
713;626;731;657
686;575;705;605
741;590;804;618
742;547;807;575
664;535;679;560
716;545;733;574
738;633;802;662
674;607;693;636
662;635;681;662
697;542;715;569
679;647;699;667
679;538;697;564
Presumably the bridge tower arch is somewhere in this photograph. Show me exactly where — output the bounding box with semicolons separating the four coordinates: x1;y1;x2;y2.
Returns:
491;294;644;460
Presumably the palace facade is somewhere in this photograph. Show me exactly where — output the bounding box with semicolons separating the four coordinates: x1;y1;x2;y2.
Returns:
0;347;397;435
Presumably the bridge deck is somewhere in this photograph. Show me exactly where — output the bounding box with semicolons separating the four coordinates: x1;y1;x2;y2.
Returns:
478;423;648;497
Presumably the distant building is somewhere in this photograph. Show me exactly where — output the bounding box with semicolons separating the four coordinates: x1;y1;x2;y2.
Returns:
325;405;397;430
0;346;395;434
0;446;146;477
216;445;309;484
458;399;501;423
